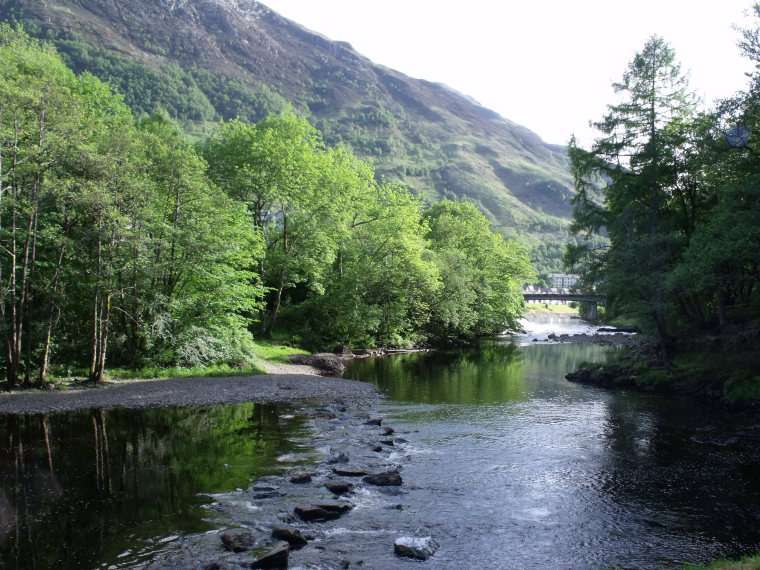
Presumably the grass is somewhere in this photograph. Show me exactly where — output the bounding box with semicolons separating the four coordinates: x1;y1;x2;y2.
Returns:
42;341;311;388
682;554;760;569
104;363;267;381
523;303;579;315
251;340;308;363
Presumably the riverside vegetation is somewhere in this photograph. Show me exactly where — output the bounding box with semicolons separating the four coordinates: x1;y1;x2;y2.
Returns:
0;26;533;390
565;20;760;403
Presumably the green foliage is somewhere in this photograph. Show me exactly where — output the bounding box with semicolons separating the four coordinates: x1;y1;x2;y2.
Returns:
569;21;760;351
0;27;265;386
203;113;532;349
0;25;547;383
423;201;534;342
568;36;700;350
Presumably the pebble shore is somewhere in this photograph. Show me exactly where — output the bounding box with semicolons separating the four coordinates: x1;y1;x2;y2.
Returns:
0;373;380;416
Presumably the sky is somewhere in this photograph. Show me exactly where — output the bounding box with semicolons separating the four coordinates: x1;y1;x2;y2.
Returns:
260;0;757;147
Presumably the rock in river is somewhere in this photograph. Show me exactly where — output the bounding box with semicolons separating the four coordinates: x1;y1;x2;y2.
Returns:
289;473;313;484
393;536;440;560
271;526;308;549
363;470;403;486
251;541;289;569
294;503;353;522
220;530;256;552
325;482;353;496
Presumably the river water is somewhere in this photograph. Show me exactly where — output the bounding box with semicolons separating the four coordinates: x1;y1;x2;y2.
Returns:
2;314;760;569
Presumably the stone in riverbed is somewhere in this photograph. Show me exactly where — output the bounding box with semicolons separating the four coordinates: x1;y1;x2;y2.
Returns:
253;490;287;499
327;452;350;464
393;536;439;560
251;541;289;569
287;353;346;375
220;530;256;552
294;503;353;522
271;526;308;549
325;482;353;496
363;417;383;426
363;470;402;486
332;466;369;477
289;473;313;484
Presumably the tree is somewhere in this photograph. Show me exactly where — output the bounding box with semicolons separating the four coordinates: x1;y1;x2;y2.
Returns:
296;177;439;349
203;113;340;335
568;36;698;355
0;25;139;385
115;113;265;370
424;201;533;342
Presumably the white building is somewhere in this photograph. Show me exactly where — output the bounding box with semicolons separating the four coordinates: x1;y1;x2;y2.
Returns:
551;273;580;289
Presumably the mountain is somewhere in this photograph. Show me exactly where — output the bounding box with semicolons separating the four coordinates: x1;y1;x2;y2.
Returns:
0;0;576;271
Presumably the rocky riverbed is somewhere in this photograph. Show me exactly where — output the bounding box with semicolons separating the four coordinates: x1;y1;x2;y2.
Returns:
539;331;640;347
0;366;444;568
145;403;440;569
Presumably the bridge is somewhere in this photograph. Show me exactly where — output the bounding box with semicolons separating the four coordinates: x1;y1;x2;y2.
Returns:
522;287;606;320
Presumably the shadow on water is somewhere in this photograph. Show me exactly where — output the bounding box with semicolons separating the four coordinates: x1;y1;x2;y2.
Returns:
0;403;309;570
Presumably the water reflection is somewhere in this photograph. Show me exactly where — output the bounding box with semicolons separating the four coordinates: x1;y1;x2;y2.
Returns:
347;339;616;406
0;403;309;570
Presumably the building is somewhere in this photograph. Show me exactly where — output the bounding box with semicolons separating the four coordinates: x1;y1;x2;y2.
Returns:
550;273;580;289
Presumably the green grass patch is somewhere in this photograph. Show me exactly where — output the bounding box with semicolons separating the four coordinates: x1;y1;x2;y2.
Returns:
524;303;579;315
673;350;760;403
682;553;760;569
251;341;308;363
42;340;310;387
104;363;267;382
724;374;760;403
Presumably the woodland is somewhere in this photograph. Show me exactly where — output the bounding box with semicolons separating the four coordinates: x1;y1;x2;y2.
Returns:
566;17;760;397
0;26;533;388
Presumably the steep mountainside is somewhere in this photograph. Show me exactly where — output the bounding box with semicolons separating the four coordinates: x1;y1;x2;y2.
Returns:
0;0;576;268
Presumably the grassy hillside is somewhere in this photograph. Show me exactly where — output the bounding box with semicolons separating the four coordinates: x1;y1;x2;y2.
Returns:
1;0;579;273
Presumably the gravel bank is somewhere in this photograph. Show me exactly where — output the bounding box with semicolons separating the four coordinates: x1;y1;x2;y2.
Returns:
0;373;380;416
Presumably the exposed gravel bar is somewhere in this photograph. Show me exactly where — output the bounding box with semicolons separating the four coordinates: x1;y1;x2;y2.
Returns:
0;374;380;416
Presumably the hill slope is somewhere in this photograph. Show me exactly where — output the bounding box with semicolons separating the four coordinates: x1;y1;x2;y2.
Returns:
0;0;575;269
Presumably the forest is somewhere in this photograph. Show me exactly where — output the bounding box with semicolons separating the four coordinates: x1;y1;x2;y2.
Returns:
0;26;533;388
566;11;760;396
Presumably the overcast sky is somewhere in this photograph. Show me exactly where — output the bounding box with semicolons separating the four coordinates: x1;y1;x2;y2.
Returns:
260;0;756;147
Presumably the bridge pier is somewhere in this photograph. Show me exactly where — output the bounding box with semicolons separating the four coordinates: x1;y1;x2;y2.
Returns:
587;302;598;322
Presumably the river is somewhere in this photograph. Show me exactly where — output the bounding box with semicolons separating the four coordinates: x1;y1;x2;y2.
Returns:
2;314;760;569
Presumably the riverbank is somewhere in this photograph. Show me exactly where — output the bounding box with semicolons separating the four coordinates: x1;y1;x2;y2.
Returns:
0;372;379;415
686;553;760;569
565;323;760;404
